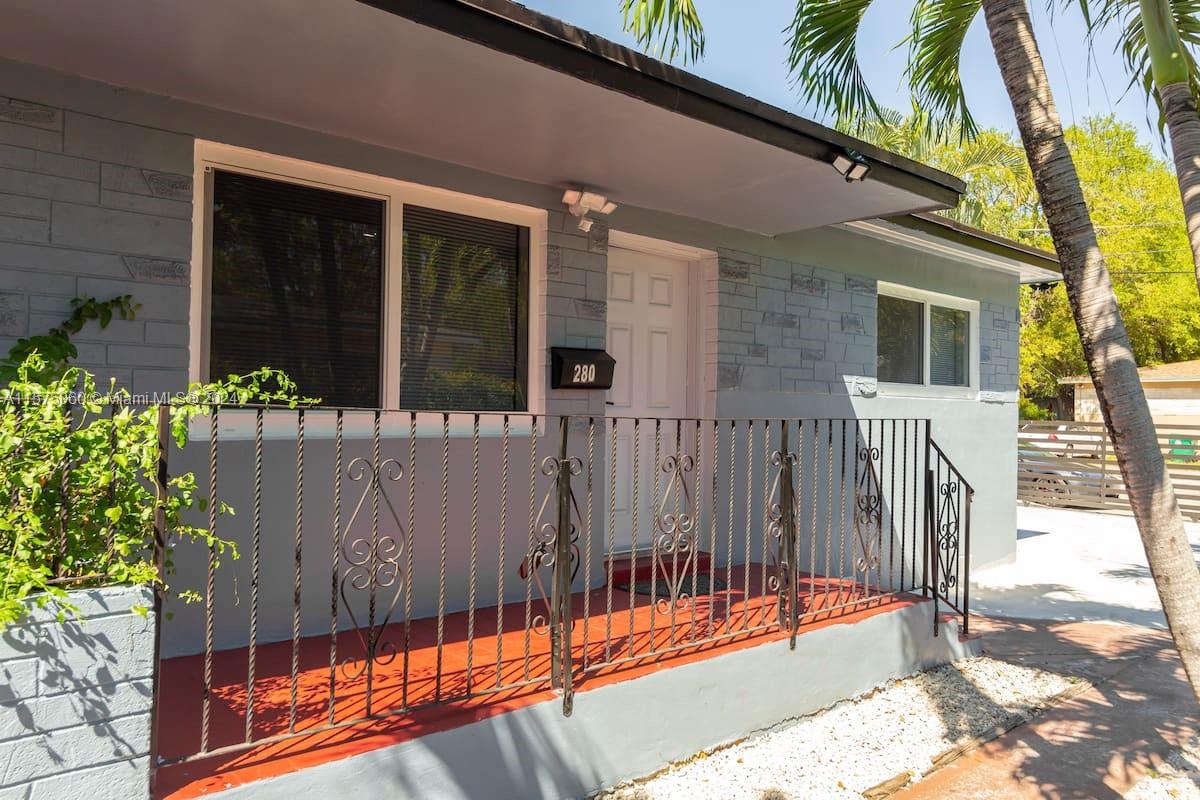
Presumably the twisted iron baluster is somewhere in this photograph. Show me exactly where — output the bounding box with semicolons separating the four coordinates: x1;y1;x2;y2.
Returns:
245;408;262;743
201;407;216;754
328;410;342;725
467;415;480;695
288;409;303;733
605;418;616;663
435;414;448;701
496;415;509;689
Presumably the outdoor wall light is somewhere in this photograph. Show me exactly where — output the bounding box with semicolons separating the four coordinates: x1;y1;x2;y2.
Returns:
832;149;871;182
562;188;618;232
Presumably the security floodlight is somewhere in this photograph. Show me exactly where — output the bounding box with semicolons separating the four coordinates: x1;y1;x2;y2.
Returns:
562;187;618;231
832;149;870;182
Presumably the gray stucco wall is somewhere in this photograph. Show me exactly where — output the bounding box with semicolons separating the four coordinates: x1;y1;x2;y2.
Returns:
544;212;608;418
714;249;877;395
0;95;193;396
980;300;1020;392
0;586;156;800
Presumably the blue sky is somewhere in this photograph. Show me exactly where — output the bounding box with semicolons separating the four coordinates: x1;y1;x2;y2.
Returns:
522;0;1165;152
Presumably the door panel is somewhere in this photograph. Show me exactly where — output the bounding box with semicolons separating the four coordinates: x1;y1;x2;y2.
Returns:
606;246;690;548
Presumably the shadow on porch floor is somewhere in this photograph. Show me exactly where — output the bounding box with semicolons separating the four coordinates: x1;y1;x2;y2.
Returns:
155;569;920;799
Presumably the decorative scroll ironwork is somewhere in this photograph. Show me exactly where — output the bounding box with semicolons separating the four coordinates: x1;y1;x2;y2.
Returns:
769;439;801;642
522;455;583;634
653;452;697;612
853;446;882;576
935;480;961;596
766;450;799;594
338;457;407;680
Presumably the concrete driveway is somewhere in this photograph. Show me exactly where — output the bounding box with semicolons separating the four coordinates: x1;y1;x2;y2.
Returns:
971;505;1200;629
895;505;1200;799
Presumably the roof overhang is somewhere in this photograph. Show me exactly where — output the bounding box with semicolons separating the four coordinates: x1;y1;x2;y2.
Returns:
0;0;964;235
842;213;1061;284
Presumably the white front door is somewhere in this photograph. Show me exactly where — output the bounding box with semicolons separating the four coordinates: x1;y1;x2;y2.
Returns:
606;246;690;546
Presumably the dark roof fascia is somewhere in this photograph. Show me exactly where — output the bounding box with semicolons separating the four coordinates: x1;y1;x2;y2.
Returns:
356;0;966;208
885;212;1061;273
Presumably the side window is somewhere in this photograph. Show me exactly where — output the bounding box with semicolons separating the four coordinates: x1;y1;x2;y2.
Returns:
208;170;384;408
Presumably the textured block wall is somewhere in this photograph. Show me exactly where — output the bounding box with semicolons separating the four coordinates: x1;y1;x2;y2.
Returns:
544;210;608;418
0;95;193;396
980;301;1020;392
711;248;877;395
0;586;156;800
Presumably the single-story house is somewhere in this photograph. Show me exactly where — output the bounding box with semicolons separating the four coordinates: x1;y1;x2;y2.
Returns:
0;1;1060;798
1063;359;1200;426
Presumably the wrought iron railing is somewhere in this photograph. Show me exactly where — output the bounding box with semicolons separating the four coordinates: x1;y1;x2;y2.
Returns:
144;408;971;769
926;439;974;636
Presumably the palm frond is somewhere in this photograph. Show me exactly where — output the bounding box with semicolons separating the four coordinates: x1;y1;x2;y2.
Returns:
906;0;984;139
620;0;706;65
785;0;883;124
1064;0;1200;132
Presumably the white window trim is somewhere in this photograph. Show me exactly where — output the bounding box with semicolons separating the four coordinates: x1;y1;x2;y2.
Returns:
876;281;980;400
188;140;548;420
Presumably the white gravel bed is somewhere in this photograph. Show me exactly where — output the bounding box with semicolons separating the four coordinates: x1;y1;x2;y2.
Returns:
1125;736;1200;799
595;657;1079;800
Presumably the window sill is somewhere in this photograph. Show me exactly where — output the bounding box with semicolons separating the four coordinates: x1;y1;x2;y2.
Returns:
877;382;979;401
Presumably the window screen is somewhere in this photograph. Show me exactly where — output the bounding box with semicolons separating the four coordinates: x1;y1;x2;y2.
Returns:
208;170;384;408
400;205;528;411
877;295;924;384
930;305;970;386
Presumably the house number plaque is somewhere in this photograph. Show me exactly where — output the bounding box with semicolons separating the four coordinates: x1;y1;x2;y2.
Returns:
550;347;616;390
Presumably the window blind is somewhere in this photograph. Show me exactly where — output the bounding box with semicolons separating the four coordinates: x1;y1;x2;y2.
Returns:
400;205;528;411
208;170;384;408
877;295;923;384
930;305;969;387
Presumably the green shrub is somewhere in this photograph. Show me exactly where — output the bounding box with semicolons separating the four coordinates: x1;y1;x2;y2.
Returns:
0;352;310;625
0;295;138;384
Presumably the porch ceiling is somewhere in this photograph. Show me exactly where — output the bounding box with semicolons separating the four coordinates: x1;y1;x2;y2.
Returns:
0;0;962;235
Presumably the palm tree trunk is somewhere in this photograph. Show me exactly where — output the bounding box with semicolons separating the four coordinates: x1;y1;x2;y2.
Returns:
982;0;1200;701
1160;81;1200;294
1139;0;1200;294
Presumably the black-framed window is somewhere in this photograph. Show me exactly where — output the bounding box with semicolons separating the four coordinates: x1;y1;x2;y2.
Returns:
930;305;970;387
208;170;384;408
877;291;972;388
877;294;923;384
400;205;529;411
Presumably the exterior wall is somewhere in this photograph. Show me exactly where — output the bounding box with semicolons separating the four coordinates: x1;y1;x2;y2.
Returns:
0;586;156;800
980;301;1020;392
0;60;1022;657
641;220;1021;569
544;214;608;418
712;250;877;395
0;94;193;394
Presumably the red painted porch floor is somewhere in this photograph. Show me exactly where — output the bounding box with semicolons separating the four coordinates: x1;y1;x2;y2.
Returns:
155;570;922;799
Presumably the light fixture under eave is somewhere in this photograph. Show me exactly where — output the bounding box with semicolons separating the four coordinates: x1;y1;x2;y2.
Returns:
832;148;871;182
562;188;618;232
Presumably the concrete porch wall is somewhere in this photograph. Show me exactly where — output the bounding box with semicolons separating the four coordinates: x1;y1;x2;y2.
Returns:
0;586;156;800
197;599;980;800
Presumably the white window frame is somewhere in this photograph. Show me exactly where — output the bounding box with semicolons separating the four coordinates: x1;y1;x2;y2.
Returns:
876;281;980;399
189;141;548;418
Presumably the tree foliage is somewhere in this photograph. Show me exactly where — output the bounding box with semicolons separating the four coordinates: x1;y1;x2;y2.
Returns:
1018;117;1200;412
839;109;1036;231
